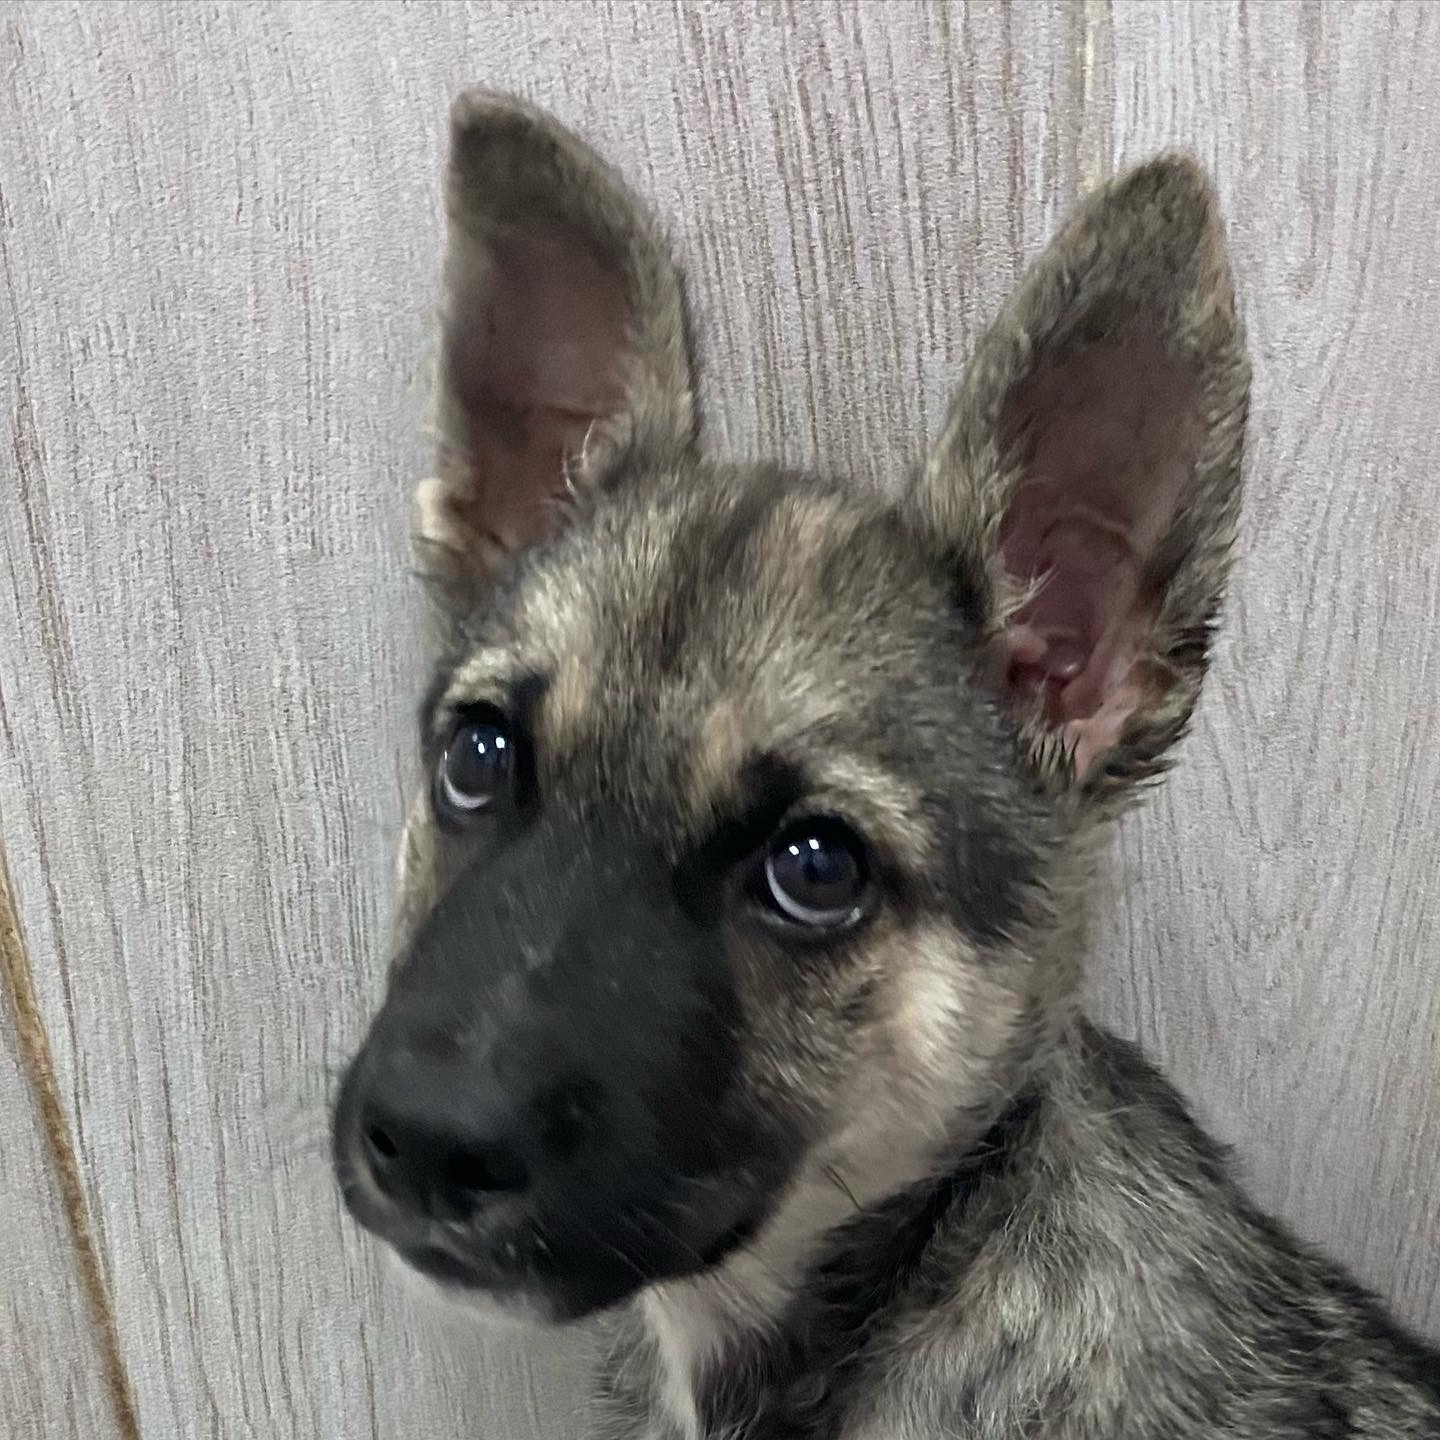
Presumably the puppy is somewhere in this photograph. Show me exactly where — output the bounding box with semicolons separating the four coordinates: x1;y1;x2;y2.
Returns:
332;92;1440;1438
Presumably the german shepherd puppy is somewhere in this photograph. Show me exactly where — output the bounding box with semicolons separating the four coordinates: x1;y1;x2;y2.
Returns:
332;92;1440;1438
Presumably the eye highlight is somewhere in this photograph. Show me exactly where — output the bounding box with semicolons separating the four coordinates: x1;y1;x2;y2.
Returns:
762;818;870;929
436;712;512;818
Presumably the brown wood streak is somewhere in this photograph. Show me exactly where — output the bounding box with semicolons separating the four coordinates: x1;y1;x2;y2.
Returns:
0;842;141;1440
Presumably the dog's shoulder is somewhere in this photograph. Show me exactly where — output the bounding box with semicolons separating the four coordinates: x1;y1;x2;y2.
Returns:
844;1023;1440;1439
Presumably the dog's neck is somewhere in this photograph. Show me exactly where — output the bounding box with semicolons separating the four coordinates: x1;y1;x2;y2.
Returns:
637;1088;1044;1439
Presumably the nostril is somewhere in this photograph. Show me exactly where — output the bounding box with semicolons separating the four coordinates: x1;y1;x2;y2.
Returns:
363;1124;400;1167
355;1092;530;1218
446;1143;529;1201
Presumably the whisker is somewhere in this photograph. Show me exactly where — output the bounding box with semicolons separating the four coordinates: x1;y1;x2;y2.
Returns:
822;1164;862;1212
566;1213;653;1286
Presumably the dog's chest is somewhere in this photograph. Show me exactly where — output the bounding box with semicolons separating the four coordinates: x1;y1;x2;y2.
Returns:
622;1374;854;1440
606;1305;877;1440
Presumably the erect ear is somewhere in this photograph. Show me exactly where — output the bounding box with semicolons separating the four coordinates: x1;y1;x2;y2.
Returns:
912;154;1250;801
416;90;697;610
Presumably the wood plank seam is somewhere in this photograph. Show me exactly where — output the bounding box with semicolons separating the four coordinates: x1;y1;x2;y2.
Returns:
0;840;142;1440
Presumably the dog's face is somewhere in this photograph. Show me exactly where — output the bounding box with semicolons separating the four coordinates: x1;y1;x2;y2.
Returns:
332;93;1248;1323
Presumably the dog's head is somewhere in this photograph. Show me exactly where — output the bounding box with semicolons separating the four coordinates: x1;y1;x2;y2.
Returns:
332;93;1248;1323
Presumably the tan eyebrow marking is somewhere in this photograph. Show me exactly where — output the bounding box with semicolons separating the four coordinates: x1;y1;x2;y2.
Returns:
440;647;522;723
802;756;934;868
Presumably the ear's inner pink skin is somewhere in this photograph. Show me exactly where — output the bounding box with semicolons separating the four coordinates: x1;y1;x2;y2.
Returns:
446;225;629;553
1001;496;1140;724
992;338;1193;774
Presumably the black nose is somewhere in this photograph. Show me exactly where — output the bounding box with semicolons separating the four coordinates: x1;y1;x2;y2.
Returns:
354;1058;532;1221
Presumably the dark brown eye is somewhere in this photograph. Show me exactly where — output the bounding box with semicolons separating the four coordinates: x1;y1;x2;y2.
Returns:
437;715;511;817
763;819;869;928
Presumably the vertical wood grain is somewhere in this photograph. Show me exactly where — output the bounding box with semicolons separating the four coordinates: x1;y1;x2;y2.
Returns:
0;2;1436;1436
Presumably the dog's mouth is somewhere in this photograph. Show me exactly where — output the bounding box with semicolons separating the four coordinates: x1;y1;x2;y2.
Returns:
337;1143;772;1322
387;1210;764;1321
395;1205;762;1313
400;1242;494;1290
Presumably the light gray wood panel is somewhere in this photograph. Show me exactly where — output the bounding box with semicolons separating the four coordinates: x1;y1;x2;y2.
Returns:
1085;0;1440;1338
1;3;1436;1438
0;923;124;1440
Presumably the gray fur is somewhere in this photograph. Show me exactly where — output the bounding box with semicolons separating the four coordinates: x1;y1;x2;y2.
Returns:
335;90;1440;1440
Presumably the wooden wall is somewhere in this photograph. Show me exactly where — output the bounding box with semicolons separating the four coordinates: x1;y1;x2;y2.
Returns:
2;4;1435;1436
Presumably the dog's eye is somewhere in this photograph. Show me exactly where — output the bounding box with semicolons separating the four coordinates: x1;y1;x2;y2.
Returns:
763;820;869;928
437;714;511;816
